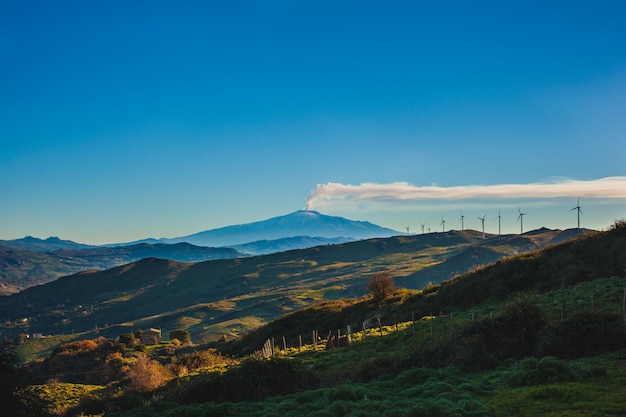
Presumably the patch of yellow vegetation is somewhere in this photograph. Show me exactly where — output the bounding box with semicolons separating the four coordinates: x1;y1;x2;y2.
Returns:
209;299;236;310
202;316;265;339
296;286;344;300
176;316;202;328
314;262;356;272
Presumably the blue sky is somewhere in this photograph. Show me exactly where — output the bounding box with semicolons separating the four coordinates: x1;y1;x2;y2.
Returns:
1;1;625;244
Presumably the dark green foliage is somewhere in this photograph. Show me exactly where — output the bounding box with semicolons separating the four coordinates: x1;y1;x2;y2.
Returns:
170;329;192;344
118;333;136;348
0;350;26;416
537;310;626;358
498;356;578;387
175;357;320;403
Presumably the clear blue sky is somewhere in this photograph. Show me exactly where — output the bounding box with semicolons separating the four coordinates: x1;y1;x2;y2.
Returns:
2;1;625;244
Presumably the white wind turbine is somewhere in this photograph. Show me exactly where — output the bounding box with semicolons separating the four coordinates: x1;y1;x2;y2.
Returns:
441;217;446;232
420;223;425;234
517;206;527;234
460;211;465;230
570;197;583;230
478;214;487;239
494;209;502;236
406;226;410;235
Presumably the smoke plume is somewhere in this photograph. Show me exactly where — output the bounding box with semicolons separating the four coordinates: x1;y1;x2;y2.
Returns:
305;177;626;210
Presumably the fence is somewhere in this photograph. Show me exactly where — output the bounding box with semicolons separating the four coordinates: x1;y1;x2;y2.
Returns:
261;286;626;357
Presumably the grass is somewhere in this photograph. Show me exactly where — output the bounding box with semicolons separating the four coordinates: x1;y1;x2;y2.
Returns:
483;355;626;416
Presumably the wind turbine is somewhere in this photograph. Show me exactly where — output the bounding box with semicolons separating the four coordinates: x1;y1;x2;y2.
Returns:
570;197;583;230
494;209;502;236
460;211;465;230
517;207;527;234
406;226;410;235
478;214;487;239
420;223;425;234
441;217;446;232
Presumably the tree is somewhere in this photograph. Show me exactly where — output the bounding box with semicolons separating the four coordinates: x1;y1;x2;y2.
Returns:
367;271;395;302
169;329;191;344
118;333;136;348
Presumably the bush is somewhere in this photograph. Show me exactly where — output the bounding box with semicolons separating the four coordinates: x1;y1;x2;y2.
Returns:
120;356;172;395
169;329;191;344
119;333;136;348
537;310;626;358
177;357;320;403
455;298;547;369
499;356;578;387
367;271;396;303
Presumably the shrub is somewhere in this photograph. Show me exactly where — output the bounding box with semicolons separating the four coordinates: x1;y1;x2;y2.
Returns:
499;356;578;387
537;310;626;358
367;271;396;303
177;357;320;403
120;356;172;395
169;329;191;344
118;333;136;348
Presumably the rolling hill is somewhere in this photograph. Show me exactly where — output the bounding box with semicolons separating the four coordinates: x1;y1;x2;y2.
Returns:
0;227;590;343
0;243;241;294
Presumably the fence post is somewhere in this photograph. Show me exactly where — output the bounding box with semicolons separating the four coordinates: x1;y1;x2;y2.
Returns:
450;312;453;335
591;293;594;311
377;317;383;337
362;321;367;339
430;312;433;337
299;335;302;351
623;288;626;322
282;336;287;352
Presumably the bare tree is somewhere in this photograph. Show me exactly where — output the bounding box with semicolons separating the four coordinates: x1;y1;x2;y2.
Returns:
367;271;395;303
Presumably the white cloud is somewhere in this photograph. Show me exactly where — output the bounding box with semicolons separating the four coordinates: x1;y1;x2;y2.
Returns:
305;177;626;210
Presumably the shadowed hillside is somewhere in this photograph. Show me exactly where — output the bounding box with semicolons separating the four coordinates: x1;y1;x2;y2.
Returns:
0;228;587;344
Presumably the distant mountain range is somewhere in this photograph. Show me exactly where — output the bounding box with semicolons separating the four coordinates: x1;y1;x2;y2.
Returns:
0;211;401;292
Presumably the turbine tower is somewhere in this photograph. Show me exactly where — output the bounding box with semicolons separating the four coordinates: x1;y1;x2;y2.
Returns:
478;214;487;239
420;223;425;234
441;217;446;233
570;197;583;230
494;209;502;236
406;226;410;235
517;206;527;234
460;211;465;230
